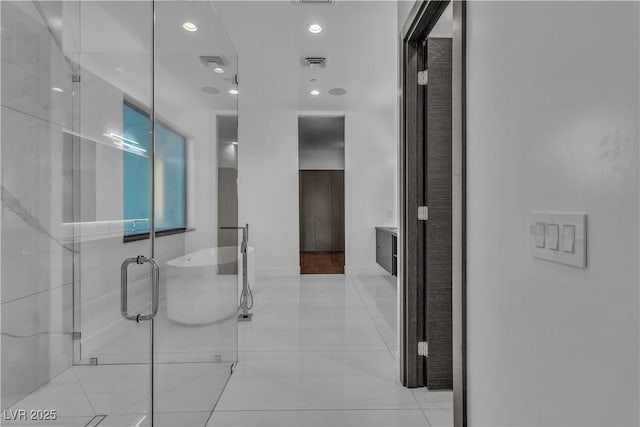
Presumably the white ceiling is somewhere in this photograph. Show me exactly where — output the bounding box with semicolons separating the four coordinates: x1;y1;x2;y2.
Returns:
53;1;399;119
59;1;239;118
213;1;399;112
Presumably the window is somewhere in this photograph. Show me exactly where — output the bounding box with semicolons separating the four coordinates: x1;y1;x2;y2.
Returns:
123;102;186;240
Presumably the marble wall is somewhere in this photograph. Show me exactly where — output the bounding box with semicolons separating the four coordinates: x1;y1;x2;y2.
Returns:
1;0;75;408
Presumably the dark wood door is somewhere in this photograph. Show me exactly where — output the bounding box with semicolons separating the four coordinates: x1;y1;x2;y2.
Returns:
299;171;316;252
423;37;453;389
299;170;344;252
330;171;345;251
315;171;333;251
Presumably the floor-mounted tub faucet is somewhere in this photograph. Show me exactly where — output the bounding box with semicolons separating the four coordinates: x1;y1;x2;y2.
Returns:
220;224;253;321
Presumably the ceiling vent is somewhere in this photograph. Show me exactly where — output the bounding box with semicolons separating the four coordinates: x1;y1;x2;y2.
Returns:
199;56;225;68
304;57;326;69
299;0;333;4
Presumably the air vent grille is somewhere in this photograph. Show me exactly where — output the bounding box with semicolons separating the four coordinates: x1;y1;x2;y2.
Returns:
299;0;333;3
304;57;327;69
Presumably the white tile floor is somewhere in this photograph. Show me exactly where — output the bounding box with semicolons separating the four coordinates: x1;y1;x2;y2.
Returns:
208;274;453;427
4;274;453;426
4;363;231;426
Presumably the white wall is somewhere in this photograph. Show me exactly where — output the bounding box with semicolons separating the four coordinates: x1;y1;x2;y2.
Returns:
345;110;397;274
1;1;74;407
224;1;399;276
397;0;417;36
238;110;300;275
299;147;344;170
237;108;397;276
466;2;639;425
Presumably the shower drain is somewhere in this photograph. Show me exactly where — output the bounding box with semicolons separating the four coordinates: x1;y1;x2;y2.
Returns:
85;415;107;427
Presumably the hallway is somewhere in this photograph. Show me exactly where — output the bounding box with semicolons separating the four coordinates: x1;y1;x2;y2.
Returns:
207;274;452;427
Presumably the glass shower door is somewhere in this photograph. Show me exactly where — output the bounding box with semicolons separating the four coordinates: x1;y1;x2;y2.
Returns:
72;0;156;423
1;0;237;424
152;1;239;424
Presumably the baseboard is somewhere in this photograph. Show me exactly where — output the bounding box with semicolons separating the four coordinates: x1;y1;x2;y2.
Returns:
345;264;389;276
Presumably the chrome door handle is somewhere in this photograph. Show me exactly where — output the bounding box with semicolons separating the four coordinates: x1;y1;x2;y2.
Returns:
121;255;160;322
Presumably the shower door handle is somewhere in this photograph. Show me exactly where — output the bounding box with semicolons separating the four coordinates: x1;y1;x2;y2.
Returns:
121;255;160;322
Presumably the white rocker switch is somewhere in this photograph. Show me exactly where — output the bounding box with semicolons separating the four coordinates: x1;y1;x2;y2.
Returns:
547;224;559;251
535;223;546;248
562;224;575;253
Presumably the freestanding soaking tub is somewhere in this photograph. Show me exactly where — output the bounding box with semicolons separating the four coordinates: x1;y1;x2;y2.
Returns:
166;246;255;325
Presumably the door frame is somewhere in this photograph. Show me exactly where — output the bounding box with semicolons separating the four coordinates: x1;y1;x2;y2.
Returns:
399;0;466;425
297;114;347;273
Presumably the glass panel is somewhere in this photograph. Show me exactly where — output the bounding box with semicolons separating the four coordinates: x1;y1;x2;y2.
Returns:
153;122;186;232
123;103;153;236
153;1;239;423
1;0;237;424
1;0;79;417
2;0;155;425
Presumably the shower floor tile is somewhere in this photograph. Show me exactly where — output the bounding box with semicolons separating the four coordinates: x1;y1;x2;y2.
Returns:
5;369;94;418
208;410;430;427
5;362;231;423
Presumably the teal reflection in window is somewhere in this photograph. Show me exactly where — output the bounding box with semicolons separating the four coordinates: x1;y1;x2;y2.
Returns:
123;103;186;236
154;122;186;231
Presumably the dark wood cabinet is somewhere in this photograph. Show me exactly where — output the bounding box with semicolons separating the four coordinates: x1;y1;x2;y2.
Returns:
299;170;345;252
376;227;397;276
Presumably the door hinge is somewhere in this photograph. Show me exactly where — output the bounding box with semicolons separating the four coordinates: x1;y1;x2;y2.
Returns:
418;206;429;221
418;70;428;86
418;341;428;357
72;331;81;340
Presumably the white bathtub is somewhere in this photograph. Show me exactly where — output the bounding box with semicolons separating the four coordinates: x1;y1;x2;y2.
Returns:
166;246;255;325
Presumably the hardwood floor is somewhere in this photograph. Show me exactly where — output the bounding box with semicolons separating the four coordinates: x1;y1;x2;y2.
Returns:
300;252;345;274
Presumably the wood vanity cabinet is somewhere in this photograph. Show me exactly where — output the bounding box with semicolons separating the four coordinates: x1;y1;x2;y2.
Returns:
375;227;397;276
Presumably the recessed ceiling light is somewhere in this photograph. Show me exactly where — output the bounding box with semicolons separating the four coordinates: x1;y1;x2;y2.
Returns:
213;67;224;74
115;67;125;73
231;141;238;145
51;87;64;93
310;90;320;96
182;22;198;32
229;88;239;95
308;24;322;34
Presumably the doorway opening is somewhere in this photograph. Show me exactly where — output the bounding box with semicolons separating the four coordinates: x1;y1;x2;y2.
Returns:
298;116;345;274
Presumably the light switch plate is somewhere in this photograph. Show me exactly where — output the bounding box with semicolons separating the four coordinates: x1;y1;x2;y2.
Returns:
530;212;587;268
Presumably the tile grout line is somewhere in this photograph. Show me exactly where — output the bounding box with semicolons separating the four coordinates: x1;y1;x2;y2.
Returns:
1;281;74;306
421;407;433;427
348;274;429;422
71;366;98;416
3;367;82;413
346;275;397;360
